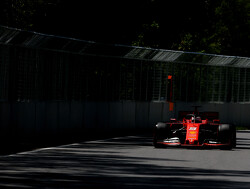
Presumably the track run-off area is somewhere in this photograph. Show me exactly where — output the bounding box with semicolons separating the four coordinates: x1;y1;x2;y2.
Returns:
0;130;250;188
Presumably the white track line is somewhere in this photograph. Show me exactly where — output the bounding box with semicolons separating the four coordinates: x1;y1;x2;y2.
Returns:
6;135;139;157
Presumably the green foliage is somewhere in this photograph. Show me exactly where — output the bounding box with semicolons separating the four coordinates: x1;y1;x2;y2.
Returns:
132;21;160;48
0;0;250;57
177;33;193;51
133;0;250;57
213;0;250;56
10;0;36;29
236;126;250;130
0;0;59;30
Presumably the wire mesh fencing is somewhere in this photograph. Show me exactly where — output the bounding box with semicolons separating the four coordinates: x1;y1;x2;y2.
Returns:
1;25;250;103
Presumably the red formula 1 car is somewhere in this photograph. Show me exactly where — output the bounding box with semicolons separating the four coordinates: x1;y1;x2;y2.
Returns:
153;109;236;149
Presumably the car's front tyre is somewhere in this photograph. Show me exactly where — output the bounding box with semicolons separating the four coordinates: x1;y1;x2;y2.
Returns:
153;122;170;148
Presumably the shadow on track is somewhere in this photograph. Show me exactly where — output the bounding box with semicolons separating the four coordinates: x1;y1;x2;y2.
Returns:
0;134;250;188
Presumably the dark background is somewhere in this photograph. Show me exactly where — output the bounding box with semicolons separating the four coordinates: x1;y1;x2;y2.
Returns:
0;0;250;57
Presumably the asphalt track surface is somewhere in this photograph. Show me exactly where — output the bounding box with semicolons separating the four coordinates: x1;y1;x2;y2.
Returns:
0;131;250;188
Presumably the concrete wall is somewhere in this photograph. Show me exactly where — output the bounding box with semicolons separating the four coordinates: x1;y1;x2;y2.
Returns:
0;101;249;141
174;102;250;127
0;101;169;140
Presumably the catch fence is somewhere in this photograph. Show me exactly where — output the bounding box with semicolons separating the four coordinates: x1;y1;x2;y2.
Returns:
1;25;250;103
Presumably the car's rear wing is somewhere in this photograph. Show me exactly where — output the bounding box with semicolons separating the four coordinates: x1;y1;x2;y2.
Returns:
179;111;219;121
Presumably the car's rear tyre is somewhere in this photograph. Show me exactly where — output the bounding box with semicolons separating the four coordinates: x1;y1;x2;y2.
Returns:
218;124;236;149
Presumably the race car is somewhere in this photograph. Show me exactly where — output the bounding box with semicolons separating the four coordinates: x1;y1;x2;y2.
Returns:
153;109;236;149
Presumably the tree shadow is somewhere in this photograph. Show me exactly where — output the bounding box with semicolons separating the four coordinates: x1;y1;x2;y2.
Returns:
0;134;250;188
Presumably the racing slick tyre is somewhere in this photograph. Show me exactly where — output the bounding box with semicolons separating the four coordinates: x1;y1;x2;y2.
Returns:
153;122;170;148
218;124;236;150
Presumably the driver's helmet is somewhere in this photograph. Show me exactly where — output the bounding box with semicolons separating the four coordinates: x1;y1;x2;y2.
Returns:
185;114;195;123
186;114;195;120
